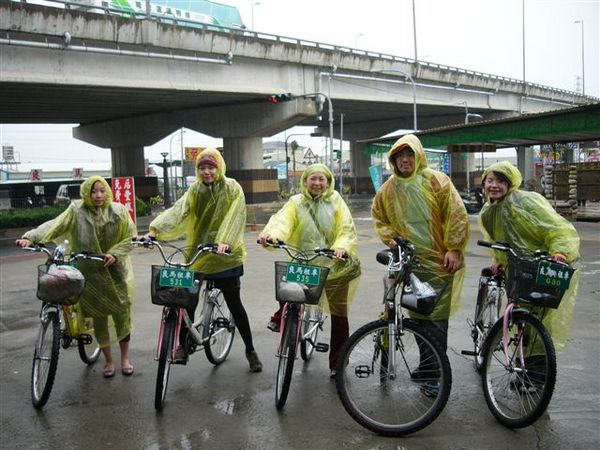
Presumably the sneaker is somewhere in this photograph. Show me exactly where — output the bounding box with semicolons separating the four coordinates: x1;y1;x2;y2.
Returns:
173;345;188;364
246;350;263;373
420;380;440;398
267;320;280;333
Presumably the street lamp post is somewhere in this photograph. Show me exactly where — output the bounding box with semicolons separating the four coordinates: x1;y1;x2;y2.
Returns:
411;0;418;61
371;69;417;131
168;132;181;203
177;128;187;189
574;20;585;95
251;2;260;30
354;33;363;49
161;152;171;208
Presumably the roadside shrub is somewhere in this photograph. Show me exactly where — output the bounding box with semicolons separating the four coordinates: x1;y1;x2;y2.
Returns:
0;205;68;229
136;197;151;217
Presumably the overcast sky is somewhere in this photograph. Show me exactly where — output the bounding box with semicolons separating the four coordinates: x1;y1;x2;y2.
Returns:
1;0;598;166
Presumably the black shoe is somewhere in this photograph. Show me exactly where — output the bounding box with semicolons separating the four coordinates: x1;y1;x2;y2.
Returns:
246;350;263;373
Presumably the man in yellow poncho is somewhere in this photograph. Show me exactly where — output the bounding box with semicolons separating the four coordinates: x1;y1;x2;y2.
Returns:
145;148;262;372
371;134;470;384
258;164;361;378
17;176;137;378
479;161;580;352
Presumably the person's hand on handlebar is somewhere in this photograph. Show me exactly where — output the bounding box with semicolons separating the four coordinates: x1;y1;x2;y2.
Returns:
332;248;347;260
103;253;117;268
552;253;568;264
15;238;32;248
216;243;230;254
257;233;272;246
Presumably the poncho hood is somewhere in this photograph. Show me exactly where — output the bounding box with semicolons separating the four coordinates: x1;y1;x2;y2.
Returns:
80;176;113;210
195;148;226;183
388;134;428;179
300;163;335;199
482;161;522;193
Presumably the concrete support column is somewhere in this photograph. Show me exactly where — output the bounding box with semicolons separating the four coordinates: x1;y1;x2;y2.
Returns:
223;137;278;204
517;146;534;188
111;146;145;177
222;137;264;170
350;141;375;194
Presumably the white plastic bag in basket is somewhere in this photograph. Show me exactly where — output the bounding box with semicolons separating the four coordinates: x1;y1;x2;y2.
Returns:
39;264;85;301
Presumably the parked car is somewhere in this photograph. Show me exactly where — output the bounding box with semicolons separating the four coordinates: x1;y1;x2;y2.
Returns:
55;184;82;205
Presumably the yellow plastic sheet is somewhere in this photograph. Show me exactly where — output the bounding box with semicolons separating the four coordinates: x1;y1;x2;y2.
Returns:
23;176;136;343
261;164;361;316
371;134;470;320
479;161;580;351
149;148;247;274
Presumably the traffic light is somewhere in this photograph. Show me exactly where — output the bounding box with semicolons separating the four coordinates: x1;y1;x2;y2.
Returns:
267;93;294;103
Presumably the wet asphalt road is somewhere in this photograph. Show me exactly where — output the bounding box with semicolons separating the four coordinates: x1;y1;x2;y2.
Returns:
1;214;599;450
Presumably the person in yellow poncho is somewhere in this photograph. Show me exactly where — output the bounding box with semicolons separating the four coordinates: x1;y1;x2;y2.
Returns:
16;176;137;378
258;164;361;378
478;161;580;353
144;149;262;372
371;134;469;388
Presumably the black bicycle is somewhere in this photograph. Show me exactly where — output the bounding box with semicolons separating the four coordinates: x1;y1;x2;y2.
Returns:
335;237;452;436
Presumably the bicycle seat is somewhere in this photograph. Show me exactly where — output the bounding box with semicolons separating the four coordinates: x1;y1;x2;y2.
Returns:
376;249;399;265
480;267;493;277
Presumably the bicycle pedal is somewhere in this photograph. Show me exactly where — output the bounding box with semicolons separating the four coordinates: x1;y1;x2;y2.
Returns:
315;343;329;352
213;317;231;328
461;350;477;356
78;334;93;345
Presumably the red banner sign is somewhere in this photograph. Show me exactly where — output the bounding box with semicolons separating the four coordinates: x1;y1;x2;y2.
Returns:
111;177;136;224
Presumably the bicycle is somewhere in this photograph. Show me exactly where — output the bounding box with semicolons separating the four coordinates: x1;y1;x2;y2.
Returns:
335;237;452;437
462;266;504;372
23;242;104;409
472;240;575;428
261;240;336;410
133;239;236;411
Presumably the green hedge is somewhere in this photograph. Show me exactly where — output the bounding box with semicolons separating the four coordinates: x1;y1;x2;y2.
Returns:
0;197;151;229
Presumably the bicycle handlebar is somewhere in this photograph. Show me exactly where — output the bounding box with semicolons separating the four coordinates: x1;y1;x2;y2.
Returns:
132;238;229;268
22;244;105;263
477;240;567;265
258;239;341;262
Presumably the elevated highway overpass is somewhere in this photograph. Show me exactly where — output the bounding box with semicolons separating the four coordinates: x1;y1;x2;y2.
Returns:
1;1;595;200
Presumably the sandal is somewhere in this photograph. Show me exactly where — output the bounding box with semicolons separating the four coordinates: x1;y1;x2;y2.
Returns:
103;366;116;378
121;366;134;376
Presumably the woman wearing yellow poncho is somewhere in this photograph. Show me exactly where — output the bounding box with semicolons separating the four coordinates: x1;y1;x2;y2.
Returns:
478;161;580;352
371;134;470;373
145;148;262;372
258;164;361;377
16;176;136;378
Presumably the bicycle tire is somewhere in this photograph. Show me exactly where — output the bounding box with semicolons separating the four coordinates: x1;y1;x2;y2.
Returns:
300;305;322;361
473;281;502;372
31;310;60;409
203;289;235;365
77;316;100;364
481;311;556;428
275;306;298;410
335;319;452;436
155;310;176;412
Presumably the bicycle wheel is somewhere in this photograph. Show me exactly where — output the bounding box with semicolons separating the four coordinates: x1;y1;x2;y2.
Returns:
155;310;177;412
300;304;322;361
203;289;236;365
481;311;556;428
31;309;60;409
473;281;502;372
275;306;298;410
335;319;452;436
77;316;101;365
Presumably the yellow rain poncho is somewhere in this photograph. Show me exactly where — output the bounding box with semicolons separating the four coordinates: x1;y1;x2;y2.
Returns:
23;176;136;344
371;134;470;321
479;161;580;351
261;164;361;316
149;148;247;274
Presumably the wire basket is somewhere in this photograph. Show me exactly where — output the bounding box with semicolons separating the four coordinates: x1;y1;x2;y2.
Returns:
506;255;571;309
274;261;329;305
151;265;203;308
37;264;85;305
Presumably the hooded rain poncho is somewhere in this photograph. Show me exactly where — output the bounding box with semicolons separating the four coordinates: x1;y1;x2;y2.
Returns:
479;161;580;351
261;164;361;316
371;134;470;321
23;176;136;343
149;148;247;274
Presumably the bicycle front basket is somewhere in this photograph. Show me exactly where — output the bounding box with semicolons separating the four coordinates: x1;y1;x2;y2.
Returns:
37;264;85;305
274;261;329;305
151;265;203;308
506;256;573;309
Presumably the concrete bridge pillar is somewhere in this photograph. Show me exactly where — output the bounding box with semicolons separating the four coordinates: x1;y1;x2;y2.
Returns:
517;146;535;188
350;141;375;194
111;145;146;177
